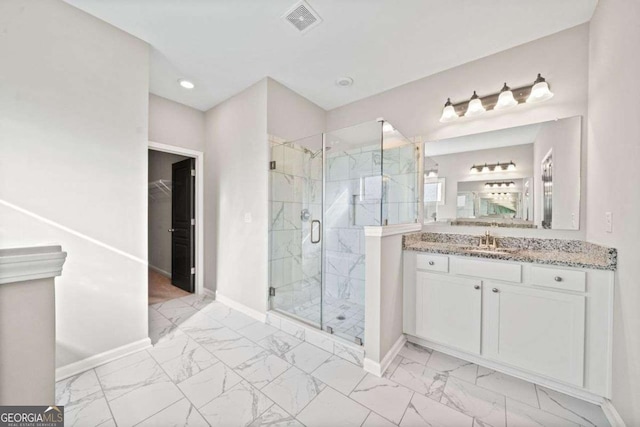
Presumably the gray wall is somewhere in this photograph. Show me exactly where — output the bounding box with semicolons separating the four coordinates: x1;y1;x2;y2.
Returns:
587;0;640;423
149;94;206;152
0;0;149;368
148;150;189;276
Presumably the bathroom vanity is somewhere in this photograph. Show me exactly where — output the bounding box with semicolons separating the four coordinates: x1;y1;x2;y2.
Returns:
402;232;616;401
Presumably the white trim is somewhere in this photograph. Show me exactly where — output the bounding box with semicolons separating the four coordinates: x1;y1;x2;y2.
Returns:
148;141;204;296
364;223;422;237
215;291;266;323
364;335;406;377
202;288;216;299
55;337;152;381
148;264;170;278
407;334;605;405
601;399;627;427
0;245;67;285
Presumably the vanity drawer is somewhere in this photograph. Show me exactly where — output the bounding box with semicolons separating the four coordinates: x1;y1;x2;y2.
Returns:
451;257;522;283
416;254;449;273
531;266;586;292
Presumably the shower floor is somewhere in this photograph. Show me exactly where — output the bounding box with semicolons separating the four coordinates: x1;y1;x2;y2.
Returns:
283;295;365;342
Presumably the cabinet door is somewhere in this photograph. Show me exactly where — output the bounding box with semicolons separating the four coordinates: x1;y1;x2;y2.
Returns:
485;283;585;386
416;272;482;354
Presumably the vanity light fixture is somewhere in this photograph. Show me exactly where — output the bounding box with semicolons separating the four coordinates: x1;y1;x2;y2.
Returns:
495;83;518;110
426;169;439;178
470;162;517;174
485;181;516;189
439;98;459;122
526;73;554;103
465;91;486;117
382;122;395;133
439;73;554;122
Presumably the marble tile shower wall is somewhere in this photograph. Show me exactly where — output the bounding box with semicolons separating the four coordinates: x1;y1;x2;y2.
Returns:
269;138;323;319
382;143;419;225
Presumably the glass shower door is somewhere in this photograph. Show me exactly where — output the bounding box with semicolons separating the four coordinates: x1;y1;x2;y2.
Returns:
269;135;323;327
322;121;384;344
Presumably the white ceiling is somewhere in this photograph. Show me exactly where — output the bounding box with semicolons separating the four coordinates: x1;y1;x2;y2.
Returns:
64;0;597;112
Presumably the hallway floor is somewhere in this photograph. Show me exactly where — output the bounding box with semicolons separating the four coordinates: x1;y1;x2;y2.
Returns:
56;297;611;427
148;268;190;305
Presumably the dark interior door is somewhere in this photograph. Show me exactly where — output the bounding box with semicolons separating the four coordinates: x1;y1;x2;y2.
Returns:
172;158;195;292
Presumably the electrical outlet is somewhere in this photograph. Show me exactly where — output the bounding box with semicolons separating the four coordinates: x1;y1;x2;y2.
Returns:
244;212;252;223
605;212;613;233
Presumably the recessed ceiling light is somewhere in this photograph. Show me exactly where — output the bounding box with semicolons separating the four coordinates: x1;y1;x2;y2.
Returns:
178;79;195;90
335;77;353;87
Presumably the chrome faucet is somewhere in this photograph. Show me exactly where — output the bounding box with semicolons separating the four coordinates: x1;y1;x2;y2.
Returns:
479;230;497;249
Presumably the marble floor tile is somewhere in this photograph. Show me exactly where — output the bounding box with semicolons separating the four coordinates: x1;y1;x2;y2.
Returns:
209;336;267;367
160;345;219;383
55;369;102;406
237;321;280;342
178;311;225;337
440;376;506;427
400;392;473;427
248;404;304;427
426;351;479;383
475;367;539;408
209;307;257;330
382;355;403;379
334;342;365;366
361;411;397;427
262;366;326;415
108;378;183;427
234;350;291;389
536;386;611;427
149;320;179;345
191;325;243;349
311;355;367;395
258;331;303;357
399;342;432;365
136;398;208;427
390;357;447;401
147;330;197;364
179;294;216;310
297;387;370;427
151;298;192;311
157;305;199;325
63;393;113;427
350;374;414;424
94;350;152;377
199;380;274;426
506;398;581;427
96;419;116;427
98;356;168;401
283;342;332;373
177;363;243;408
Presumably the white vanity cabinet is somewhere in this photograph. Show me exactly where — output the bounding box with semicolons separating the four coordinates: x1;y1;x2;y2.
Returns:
403;251;614;400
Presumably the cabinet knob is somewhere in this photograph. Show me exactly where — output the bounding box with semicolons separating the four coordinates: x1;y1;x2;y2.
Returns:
554;276;563;282
492;288;499;293
428;261;435;266
474;285;480;290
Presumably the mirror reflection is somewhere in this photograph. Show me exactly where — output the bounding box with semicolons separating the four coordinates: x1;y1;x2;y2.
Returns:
424;116;581;230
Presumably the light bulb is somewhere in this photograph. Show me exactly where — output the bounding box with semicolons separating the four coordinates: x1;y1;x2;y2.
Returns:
481;164;490;173
465;91;486;117
495;83;518;110
470;166;478;174
382;122;394;133
485;183;491;189
507;161;516;171
526;74;554;103
439;98;459;123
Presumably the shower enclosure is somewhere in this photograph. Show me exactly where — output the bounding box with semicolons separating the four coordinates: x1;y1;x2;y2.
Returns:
268;120;419;345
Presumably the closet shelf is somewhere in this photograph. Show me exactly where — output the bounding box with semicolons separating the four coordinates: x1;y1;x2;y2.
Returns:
148;179;171;200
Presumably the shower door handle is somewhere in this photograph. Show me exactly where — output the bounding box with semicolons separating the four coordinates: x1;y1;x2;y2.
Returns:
311;220;321;244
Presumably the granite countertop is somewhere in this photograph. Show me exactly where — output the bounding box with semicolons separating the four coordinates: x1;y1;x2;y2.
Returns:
403;232;617;271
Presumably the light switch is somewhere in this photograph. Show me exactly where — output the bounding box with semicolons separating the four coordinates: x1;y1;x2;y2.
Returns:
605;212;613;233
244;212;252;223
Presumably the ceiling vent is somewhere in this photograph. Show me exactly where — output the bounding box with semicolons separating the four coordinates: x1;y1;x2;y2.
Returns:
283;0;322;34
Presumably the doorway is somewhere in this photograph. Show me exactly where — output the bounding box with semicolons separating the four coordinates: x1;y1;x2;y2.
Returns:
148;143;203;304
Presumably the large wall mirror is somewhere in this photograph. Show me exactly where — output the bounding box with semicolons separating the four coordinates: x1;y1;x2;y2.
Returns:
424;116;581;230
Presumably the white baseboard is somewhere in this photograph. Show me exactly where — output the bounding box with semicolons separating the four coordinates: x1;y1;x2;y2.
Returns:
364;335;406;377
56;337;152;381
148;264;171;278
202;288;216;298
215;291;266;323
601;399;627;427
